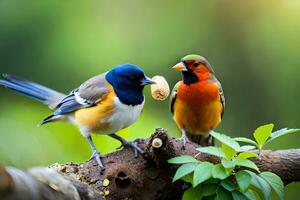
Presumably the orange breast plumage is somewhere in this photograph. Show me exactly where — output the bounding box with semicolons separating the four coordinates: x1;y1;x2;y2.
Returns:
173;80;223;135
74;89;116;133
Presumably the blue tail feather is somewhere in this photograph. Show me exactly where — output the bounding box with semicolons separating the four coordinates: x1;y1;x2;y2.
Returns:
0;74;67;125
2;74;57;96
0;74;65;106
0;79;47;102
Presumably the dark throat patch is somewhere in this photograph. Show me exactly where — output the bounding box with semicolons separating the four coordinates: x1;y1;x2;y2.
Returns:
182;70;199;85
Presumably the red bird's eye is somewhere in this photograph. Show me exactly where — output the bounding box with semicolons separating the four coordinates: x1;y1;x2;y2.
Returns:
193;63;199;67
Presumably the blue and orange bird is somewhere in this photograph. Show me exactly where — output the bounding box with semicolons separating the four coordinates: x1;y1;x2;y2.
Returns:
170;55;225;146
0;64;155;170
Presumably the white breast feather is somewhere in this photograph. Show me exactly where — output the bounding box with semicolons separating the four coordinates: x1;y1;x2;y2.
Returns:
99;97;144;134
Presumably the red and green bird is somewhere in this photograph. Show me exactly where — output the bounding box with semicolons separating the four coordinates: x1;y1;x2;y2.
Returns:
170;54;225;146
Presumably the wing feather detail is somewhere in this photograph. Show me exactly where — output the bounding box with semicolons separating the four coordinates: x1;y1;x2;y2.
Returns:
52;73;110;116
170;82;180;114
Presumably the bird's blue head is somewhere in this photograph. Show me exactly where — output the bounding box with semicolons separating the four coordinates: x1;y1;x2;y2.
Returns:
105;64;155;105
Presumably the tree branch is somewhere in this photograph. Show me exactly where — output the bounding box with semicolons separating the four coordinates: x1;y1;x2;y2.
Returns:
1;128;299;199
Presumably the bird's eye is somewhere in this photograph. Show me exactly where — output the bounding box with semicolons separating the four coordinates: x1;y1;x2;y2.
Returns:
129;76;136;81
193;63;199;67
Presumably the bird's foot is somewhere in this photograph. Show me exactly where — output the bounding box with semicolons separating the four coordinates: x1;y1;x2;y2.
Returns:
180;135;190;150
180;128;191;150
117;139;144;157
89;150;105;171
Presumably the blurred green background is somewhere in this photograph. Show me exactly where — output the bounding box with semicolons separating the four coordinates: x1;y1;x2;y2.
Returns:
0;0;299;198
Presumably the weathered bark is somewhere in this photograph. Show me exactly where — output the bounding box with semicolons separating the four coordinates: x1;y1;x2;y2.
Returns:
0;165;102;200
1;128;300;200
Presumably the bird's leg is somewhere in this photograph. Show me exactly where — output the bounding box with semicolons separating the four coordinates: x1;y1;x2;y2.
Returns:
180;128;190;149
86;135;105;171
207;135;214;146
109;134;143;157
207;130;215;146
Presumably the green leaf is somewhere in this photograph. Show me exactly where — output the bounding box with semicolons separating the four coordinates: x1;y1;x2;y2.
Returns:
246;171;271;200
246;189;263;200
221;143;237;160
181;173;193;183
259;172;284;200
168;155;199;164
234;158;259;172
221;158;235;169
202;184;218;197
215;186;232;200
253;123;274;149
204;178;219;184
203;195;216;200
240;145;256;152
212;164;229;180
232;190;249;200
236;170;252;192
224;167;234;176
182;186;202;200
196;146;226;158
221;179;236;191
237;151;258;159
193;162;214;187
266;128;300;145
210;131;241;151
173;163;197;182
234;137;258;146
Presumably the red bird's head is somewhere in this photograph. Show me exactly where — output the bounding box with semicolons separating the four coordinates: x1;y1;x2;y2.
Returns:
172;54;214;84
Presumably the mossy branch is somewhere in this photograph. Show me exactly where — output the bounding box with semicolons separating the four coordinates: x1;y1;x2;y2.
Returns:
1;128;300;200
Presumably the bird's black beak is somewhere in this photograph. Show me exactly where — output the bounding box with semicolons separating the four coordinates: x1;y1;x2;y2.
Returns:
141;76;155;85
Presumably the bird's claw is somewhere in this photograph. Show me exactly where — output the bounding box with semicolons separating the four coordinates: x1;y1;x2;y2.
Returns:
89;150;105;171
117;140;144;157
